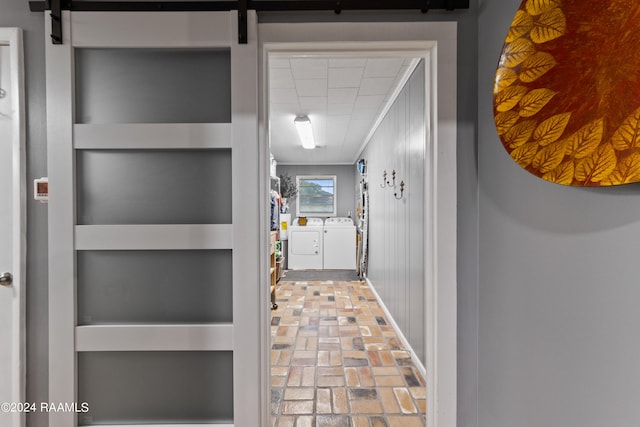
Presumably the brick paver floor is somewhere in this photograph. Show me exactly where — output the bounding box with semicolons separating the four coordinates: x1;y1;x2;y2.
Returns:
271;279;427;427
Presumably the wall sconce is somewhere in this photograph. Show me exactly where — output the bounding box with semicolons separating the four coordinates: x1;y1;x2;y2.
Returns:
394;180;405;200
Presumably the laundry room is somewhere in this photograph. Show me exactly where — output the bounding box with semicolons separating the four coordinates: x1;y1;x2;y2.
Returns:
272;164;356;273
266;47;432;370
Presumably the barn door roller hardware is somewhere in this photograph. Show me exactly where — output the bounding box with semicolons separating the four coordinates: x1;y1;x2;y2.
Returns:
48;0;65;44
30;0;470;45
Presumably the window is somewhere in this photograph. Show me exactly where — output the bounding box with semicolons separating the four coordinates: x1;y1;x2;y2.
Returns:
296;175;337;217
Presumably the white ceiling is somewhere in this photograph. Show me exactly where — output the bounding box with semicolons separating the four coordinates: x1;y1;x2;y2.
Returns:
268;54;418;165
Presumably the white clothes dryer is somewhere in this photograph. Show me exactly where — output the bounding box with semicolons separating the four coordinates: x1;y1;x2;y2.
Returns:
287;217;324;270
323;217;356;270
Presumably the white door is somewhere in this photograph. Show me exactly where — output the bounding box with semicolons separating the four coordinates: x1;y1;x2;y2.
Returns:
45;13;263;427
0;28;25;427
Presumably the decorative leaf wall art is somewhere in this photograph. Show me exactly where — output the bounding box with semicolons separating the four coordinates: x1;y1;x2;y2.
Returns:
493;0;640;186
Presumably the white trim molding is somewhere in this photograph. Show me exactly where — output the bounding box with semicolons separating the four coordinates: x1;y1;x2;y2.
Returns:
259;22;457;427
365;278;427;379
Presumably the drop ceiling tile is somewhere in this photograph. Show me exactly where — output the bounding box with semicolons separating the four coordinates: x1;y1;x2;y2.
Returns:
270;53;418;164
270;102;301;113
295;79;328;97
270;67;296;89
328;88;358;104
359;77;396;96
299;96;328;109
270;58;291;69
271;89;300;104
346;121;374;143
326;124;349;145
328;103;354;115
351;108;379;121
354;95;386;110
326;115;351;125
329;58;367;68
363;58;404;78
290;58;328;79
328;67;364;88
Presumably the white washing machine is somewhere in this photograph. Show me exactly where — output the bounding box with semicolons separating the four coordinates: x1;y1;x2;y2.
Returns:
323;217;356;270
288;217;324;270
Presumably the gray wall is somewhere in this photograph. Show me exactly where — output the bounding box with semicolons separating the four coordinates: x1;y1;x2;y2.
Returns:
360;62;426;364
2;3;479;427
276;164;355;218
479;2;640;427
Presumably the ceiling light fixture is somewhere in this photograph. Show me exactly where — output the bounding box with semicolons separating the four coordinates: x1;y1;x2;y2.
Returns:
294;115;315;149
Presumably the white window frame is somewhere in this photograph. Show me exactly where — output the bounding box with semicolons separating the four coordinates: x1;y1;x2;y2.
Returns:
295;175;337;217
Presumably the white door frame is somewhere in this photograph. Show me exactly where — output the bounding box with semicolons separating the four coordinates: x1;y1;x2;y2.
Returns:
0;27;26;427
258;22;458;427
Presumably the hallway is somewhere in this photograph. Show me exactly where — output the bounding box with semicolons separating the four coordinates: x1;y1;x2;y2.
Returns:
271;279;427;427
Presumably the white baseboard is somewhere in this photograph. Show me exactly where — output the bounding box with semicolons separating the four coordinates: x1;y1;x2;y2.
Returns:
364;278;427;381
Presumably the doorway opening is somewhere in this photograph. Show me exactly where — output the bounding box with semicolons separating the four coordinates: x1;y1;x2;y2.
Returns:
261;36;454;426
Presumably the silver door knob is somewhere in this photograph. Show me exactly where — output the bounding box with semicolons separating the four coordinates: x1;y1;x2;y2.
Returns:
0;272;12;286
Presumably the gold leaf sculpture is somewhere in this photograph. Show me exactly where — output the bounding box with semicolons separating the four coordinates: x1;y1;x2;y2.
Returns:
530;8;566;44
519;52;557;83
494;111;521;136
493;0;640;186
566;118;604;160
574;143;617;183
507;10;534;42
601;152;640;185
533;113;571;146
610;106;640;151
518;88;557;117
505;120;537;148
525;0;561;16
495;85;530;113
494;68;518;93
510;141;539;168
542;160;574;185
532;139;567;173
501;39;536;68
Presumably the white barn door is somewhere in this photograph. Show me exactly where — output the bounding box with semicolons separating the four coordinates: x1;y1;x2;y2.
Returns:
45;11;262;427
